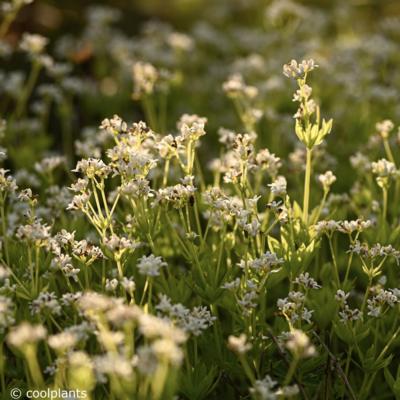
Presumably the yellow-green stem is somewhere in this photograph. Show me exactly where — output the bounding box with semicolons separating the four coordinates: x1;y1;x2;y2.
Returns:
303;148;312;225
382;187;388;221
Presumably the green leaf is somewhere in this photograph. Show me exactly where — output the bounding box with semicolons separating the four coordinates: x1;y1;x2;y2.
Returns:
385;368;395;391
267;235;281;254
333;321;353;345
179;363;219;400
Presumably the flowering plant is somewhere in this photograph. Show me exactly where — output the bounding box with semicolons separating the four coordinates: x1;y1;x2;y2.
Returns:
1;1;400;399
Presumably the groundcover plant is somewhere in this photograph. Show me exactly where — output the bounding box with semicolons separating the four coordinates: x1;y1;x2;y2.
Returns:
1;0;400;399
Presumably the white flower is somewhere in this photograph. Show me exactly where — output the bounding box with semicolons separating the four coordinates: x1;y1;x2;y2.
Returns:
283;59;318;79
7;322;47;348
350;152;371;172
376;119;394;139
294;272;321;289
250;375;278;400
243;219;261;237
221;278;241;290
104;234;139;253
314;220;340;235
371;159;397;177
268;176;287;196
255;149;281;176
318;171;336;191
223;73;258;99
99;114;128;135
0;169;18;193
137;254;167;277
154;184;196;209
16;219;51;246
138;313;187;343
152;338;184;365
35;156;65;175
0;296;15;333
105;278;118;292
132;62;158;99
20;33;48;55
48;331;78;351
335;290;349;304
285;329;316;358
167;32;194;51
94;353;133;378
72;158;111;179
228;333;252;354
338;305;362;323
338;219;372;234
30;292;61;316
121;277;136;294
156;295;216;336
276;385;299;397
367;303;381;318
247;251;284;271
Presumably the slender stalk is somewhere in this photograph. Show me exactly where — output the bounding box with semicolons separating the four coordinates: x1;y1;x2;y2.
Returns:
328;235;340;287
303;148;312;225
383;139;395;165
35;246;40;294
344;234;359;285
0;198;10;265
312;190;328;224
24;346;44;387
162;159;170;187
142;95;158;131
360;276;372;315
152;362;169;400
15;61;42;119
283;356;299;386
139;278;149;306
215;227;226;284
0;7;20;38
239;355;255;385
382;187;388;221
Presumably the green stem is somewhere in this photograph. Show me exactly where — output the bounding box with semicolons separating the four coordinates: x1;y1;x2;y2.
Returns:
152;362;169;400
215;227;226;284
360;276;372;315
239;355;256;385
0;199;10;265
382;187;388;221
303;148;312;225
328;235;340;287
283;356;299;386
142;95;158;131
35;246;40;294
162;159;170;187
15;61;42;119
383;139;395;165
24;346;44;387
0;7;20;38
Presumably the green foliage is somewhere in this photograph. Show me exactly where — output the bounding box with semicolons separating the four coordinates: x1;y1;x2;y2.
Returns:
1;1;400;399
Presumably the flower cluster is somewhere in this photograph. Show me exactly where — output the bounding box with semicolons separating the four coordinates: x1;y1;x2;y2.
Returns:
2;5;400;398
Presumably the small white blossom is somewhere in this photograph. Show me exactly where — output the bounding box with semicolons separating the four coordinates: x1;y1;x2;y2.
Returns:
7;322;47;348
228;333;252;354
137;254;167;277
285;329;316;358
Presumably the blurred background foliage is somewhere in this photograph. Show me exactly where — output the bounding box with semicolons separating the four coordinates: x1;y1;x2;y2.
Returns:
2;0;400;196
